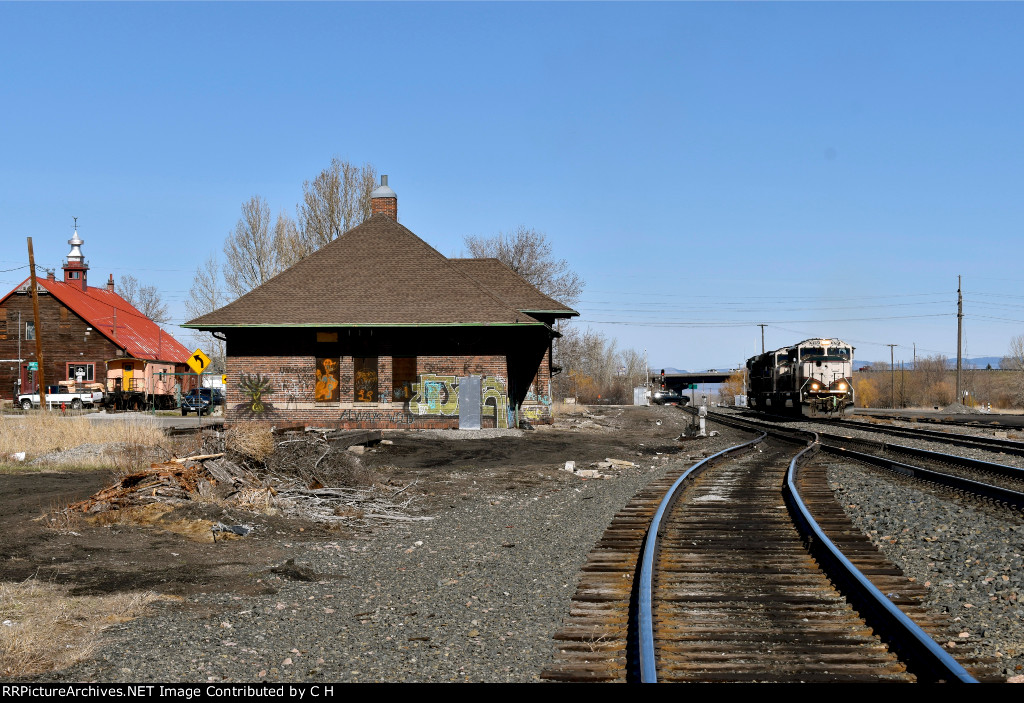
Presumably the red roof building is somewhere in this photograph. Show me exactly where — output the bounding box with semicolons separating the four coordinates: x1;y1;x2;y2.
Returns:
0;227;191;402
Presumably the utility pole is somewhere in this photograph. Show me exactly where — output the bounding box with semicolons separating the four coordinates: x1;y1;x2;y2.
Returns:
956;275;963;405
758;324;766;354
27;238;46;409
887;344;897;409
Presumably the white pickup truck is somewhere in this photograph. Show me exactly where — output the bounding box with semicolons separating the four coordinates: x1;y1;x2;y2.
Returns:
18;385;105;410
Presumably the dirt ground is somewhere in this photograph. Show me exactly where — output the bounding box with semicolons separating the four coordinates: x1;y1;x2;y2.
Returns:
0;405;693;599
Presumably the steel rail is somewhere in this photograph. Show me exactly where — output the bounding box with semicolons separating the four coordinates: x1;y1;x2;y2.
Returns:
784;440;978;683
883;442;1024;480
636;433;766;683
822;445;1024;510
826;418;1024;457
855;410;1017;429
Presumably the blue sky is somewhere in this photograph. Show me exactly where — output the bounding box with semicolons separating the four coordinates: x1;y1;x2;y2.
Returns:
1;2;1021;370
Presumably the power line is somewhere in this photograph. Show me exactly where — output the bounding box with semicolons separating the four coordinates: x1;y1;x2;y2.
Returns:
587;313;953;327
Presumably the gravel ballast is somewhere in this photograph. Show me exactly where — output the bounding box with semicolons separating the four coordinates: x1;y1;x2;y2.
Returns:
826;459;1024;680
32;406;1024;683
45;418;745;683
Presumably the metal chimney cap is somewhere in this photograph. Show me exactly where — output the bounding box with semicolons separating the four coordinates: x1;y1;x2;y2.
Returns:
371;174;396;199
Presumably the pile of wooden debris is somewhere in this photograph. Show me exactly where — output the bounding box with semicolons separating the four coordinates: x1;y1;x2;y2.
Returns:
62;430;430;533
68;454;265;514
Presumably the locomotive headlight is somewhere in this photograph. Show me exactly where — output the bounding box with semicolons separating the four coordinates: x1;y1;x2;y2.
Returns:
810;383;820;390
837;382;847;391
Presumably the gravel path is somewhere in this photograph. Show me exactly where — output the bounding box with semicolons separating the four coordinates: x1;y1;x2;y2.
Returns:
49;435;737;683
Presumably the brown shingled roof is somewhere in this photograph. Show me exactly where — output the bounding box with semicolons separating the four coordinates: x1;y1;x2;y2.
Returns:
184;214;542;328
450;258;578;316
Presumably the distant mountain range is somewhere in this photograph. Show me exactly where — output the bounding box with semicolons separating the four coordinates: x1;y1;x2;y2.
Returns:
855;356;1006;370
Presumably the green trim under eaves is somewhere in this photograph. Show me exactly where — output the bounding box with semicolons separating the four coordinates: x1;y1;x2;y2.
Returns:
182;321;548;330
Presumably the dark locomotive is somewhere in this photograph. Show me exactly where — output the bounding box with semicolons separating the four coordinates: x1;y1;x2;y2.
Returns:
746;338;855;417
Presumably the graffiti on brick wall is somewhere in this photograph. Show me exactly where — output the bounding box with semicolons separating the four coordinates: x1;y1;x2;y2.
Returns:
522;383;552;423
408;375;459;416
284;376;316;409
481;376;509;429
524;385;552;406
406;374;510;429
338;409;415;425
236;373;276;417
521;404;548;422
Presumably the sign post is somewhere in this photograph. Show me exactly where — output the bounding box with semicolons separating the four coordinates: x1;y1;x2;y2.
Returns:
186;349;211;429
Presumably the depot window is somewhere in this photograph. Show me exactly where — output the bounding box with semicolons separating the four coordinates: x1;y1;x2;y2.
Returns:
353;357;378;403
392;357;416;402
315;358;340;403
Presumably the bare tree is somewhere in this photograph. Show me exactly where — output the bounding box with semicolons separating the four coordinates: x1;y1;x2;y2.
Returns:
183;254;226;372
1003;335;1024;405
464;226;584;306
273;211;303;269
118;274;170;325
551;325;643;403
296;158;377;254
223;196;277;299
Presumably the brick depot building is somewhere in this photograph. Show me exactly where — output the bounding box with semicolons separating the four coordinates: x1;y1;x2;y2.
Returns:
184;178;577;429
0;228;192;402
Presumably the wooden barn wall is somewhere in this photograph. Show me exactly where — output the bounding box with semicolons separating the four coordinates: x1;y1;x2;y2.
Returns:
0;291;122;400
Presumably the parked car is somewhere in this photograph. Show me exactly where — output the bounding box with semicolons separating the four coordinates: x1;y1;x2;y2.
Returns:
19;386;104;410
652;389;689;406
180;388;222;416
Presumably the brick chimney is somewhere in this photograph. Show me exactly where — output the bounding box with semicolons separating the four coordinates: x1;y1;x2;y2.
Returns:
46;270;55;281
106;274;115;293
370;175;397;220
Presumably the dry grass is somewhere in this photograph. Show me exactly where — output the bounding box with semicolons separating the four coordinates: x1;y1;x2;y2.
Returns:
551;400;589;417
0;415;167;469
0;578;163;677
226;421;275;463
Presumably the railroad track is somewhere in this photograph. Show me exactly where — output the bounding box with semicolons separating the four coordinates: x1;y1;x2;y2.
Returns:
731;408;1024;458
543;428;987;682
855;410;1023;429
808;415;1024;459
714;410;1024;509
